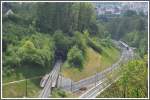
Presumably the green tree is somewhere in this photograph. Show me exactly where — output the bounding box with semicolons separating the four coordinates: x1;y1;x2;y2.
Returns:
36;3;97;35
67;46;84;69
123;10;137;17
53;30;73;59
16;33;55;67
74;31;87;54
78;3;96;33
119;59;148;98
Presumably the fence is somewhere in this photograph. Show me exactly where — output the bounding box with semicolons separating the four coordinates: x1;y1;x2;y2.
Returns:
2;44;134;98
57;47;133;93
57;59;123;92
57;65;121;93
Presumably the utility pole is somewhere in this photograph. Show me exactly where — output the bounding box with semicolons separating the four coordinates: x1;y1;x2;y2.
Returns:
57;64;62;88
60;73;62;88
71;80;72;92
60;63;62;88
95;65;98;87
50;75;52;95
95;65;99;86
25;79;27;97
95;72;97;87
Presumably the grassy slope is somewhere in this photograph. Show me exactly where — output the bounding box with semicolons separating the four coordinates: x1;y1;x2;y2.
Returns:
61;46;120;81
2;65;50;98
3;65;50;83
3;78;42;98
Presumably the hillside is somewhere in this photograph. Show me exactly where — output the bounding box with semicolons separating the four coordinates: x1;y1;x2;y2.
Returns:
62;45;120;81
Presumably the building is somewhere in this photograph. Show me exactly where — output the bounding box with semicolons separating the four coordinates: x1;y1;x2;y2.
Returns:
5;9;14;16
94;2;148;16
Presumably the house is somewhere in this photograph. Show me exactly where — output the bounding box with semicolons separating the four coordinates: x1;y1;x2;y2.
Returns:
5;9;14;16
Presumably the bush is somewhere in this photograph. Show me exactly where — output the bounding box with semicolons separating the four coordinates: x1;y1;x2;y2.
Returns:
87;38;103;53
67;46;84;69
74;31;87;52
17;33;55;67
51;88;67;98
3;33;55;70
53;30;73;60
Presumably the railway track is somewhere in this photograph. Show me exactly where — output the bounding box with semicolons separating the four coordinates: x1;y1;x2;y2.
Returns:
79;41;134;98
39;60;62;98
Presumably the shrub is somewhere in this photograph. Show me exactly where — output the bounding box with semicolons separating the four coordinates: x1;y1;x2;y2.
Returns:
17;33;55;67
67;45;84;69
87;38;103;53
53;30;73;60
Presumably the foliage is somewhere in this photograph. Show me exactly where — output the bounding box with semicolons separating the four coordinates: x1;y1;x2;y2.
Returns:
87;37;114;54
119;58;148;97
87;38;103;53
3;33;55;76
98;56;148;98
2;45;21;76
2;13;37;53
62;46;120;81
97;9;147;57
51;88;67;98
18;33;55;67
36;3;96;35
123;31;148;57
51;88;74;98
67;45;84;69
123;10;137;17
53;30;73;60
73;31;87;53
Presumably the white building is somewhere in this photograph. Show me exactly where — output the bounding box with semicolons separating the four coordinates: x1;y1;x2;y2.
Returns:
5;9;14;16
